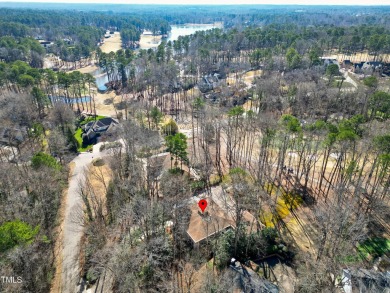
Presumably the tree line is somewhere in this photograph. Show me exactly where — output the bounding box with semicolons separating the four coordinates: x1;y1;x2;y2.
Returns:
76;16;390;292
0;4;389;292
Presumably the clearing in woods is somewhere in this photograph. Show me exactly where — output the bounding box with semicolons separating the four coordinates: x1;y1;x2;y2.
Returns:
100;32;122;53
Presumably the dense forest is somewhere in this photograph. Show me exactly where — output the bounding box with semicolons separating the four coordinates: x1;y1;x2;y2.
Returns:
0;4;389;293
0;8;170;64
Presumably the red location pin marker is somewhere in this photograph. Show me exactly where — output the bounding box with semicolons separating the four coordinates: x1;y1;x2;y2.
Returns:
198;199;208;213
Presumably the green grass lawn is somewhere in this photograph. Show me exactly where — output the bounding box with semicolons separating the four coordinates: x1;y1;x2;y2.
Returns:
344;237;390;263
358;237;390;259
74;115;108;152
331;80;354;88
79;115;106;126
74;128;93;152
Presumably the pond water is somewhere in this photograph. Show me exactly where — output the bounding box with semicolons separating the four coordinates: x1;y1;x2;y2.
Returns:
166;23;222;42
92;68;109;91
93;23;223;89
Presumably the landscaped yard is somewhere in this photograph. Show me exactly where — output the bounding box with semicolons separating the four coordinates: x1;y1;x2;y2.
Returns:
358;237;390;259
79;115;106;126
74;115;108;152
74;128;93;152
344;237;390;263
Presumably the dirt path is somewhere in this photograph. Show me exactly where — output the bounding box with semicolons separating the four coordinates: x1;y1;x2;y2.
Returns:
93;92;120;117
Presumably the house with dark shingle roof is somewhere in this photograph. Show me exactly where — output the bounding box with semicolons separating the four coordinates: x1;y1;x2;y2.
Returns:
81;117;118;144
230;259;279;293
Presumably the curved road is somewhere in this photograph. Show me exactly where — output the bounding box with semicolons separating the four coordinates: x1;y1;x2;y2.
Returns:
61;146;102;293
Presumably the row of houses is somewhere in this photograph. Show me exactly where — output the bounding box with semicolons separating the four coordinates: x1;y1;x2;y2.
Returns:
351;61;390;75
322;57;390;75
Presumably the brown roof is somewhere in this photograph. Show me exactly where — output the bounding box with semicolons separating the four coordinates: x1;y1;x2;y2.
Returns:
187;198;235;244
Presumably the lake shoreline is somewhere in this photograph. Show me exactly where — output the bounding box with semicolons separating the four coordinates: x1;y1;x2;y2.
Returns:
173;22;223;28
139;22;224;50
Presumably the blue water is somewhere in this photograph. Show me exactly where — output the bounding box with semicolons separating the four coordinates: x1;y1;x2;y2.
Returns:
92;68;109;89
93;24;223;88
167;24;221;42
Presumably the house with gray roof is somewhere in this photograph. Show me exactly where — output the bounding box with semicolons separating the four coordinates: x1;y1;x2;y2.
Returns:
81;117;118;144
341;268;390;293
230;259;279;293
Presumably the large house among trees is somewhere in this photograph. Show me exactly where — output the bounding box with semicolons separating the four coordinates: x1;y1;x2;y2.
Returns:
186;197;260;248
81;117;118;144
187;199;235;248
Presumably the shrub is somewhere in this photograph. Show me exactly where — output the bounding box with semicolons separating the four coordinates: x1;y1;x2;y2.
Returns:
261;227;278;245
0;220;39;252
99;141;122;152
31;152;61;170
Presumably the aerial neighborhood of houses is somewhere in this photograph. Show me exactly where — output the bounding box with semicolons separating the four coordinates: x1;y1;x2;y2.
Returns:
1;4;390;293
321;56;390;76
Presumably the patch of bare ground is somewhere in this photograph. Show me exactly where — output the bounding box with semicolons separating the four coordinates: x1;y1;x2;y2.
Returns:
87;159;112;219
271;262;297;293
182;260;216;292
281;206;317;256
139;34;162;50
50;162;76;293
93;91;121;117
325;50;390;63
100;33;122;53
68;65;99;74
